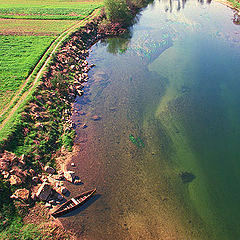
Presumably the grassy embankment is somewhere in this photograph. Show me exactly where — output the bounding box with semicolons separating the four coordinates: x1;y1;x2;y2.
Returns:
0;1;102;239
0;0;103;141
228;0;240;9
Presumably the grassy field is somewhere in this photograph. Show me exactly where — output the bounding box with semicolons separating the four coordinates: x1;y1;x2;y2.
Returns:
0;19;79;35
0;35;55;111
0;0;102;124
0;0;103;20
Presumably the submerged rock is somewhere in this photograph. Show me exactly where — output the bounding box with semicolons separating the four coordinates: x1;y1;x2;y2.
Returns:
180;171;196;183
90;115;101;121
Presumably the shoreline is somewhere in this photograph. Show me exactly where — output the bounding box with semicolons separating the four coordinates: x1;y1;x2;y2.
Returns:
0;10;129;239
216;0;240;11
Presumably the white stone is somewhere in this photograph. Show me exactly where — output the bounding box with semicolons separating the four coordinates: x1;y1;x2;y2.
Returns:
64;171;75;183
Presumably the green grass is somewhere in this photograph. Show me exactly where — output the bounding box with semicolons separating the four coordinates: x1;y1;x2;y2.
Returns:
0;8;101;143
0;219;43;240
0;0;103;20
228;0;240;9
0;36;55;111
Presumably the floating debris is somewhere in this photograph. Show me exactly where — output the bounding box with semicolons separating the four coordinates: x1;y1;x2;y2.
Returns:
180;171;196;184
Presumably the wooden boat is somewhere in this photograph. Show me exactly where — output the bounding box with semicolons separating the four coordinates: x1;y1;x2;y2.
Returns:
52;188;96;217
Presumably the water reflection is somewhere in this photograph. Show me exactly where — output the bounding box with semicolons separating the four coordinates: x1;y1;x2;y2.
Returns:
102;0;219;55
100;33;132;55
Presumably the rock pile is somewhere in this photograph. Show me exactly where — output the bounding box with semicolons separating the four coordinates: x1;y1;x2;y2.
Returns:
0;151;29;186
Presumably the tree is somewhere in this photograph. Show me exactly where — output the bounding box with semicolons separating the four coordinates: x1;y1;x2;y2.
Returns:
104;0;132;25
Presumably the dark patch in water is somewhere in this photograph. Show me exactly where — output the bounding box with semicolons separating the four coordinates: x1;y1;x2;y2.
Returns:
180;172;196;183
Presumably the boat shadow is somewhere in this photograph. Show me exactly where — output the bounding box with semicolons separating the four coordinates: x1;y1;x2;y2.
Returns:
60;193;101;218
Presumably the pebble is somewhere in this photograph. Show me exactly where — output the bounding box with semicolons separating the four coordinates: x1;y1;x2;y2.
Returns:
71;162;75;167
74;179;82;184
49;200;55;204
90;115;101;121
81;123;88;129
79;110;86;115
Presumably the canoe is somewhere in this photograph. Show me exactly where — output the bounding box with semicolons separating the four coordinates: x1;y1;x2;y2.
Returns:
52;188;96;217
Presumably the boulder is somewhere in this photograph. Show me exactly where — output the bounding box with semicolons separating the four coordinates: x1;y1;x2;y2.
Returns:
0;158;10;171
60;186;68;195
44;166;55;174
64;171;75;183
28;169;35;176
11;188;29;201
9;175;22;185
36;183;51;201
52;174;64;181
71;162;75;167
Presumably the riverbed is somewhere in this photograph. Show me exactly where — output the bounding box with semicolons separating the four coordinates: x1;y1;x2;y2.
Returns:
60;1;240;239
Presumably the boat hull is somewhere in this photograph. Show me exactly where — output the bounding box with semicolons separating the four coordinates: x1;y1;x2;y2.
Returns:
52;189;96;218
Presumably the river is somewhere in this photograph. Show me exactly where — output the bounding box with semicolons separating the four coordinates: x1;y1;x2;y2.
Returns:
60;1;240;239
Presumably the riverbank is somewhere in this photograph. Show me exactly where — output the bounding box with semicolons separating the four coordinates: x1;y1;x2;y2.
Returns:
0;1;147;237
217;0;240;11
0;10;129;238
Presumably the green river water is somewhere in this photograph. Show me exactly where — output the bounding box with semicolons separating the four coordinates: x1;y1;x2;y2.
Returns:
60;1;240;239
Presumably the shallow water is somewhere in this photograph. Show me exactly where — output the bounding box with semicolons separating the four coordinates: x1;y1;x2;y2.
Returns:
60;1;240;239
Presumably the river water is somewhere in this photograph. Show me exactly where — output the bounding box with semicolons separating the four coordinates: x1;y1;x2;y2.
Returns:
60;1;240;239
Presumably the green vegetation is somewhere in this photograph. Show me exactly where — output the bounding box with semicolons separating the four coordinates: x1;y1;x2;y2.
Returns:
0;36;55;111
228;0;240;9
104;0;153;25
104;0;131;24
0;0;103;20
0;218;42;240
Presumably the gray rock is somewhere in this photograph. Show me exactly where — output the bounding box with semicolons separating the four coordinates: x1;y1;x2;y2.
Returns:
36;183;51;201
57;194;63;200
60;186;68;195
11;188;30;201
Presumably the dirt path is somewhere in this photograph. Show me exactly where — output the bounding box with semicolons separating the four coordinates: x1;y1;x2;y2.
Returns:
0;9;100;132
